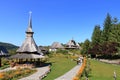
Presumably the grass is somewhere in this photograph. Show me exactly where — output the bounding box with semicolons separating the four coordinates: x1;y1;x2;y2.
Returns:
89;59;120;80
43;53;76;80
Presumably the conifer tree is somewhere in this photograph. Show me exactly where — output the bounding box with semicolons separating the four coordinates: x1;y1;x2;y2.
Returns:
102;13;112;42
81;39;91;56
108;17;120;42
91;25;102;46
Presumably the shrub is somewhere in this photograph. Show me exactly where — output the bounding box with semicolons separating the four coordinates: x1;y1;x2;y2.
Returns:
0;72;5;79
56;49;68;54
0;68;37;80
73;57;86;80
73;76;80;80
1;58;9;65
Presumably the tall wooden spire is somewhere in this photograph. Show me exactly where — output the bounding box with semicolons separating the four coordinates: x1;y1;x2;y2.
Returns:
26;11;33;33
16;12;42;55
26;11;34;38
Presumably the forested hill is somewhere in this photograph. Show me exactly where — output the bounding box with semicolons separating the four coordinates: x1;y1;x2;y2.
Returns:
0;42;18;51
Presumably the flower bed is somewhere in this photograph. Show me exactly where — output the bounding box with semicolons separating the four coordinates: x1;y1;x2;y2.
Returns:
0;68;37;80
73;57;86;80
0;65;10;70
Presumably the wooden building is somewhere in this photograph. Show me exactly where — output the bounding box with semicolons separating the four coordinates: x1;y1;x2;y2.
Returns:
10;12;44;67
65;39;80;49
49;42;64;51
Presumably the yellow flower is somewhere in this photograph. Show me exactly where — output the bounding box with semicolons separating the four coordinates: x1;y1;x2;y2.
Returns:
73;76;79;80
0;72;5;79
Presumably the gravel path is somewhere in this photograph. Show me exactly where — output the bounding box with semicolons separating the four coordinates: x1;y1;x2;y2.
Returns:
99;59;120;64
55;63;82;80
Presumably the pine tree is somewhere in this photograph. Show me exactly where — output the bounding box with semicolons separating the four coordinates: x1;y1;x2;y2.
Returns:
116;24;120;42
91;25;102;46
81;39;91;56
108;17;120;42
112;17;118;24
89;25;102;56
102;13;112;42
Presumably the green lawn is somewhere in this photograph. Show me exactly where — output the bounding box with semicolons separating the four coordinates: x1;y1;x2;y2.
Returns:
43;54;76;80
89;59;120;80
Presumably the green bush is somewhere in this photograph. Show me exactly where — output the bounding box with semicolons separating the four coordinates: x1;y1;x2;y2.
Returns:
81;59;91;80
2;58;9;65
56;49;68;54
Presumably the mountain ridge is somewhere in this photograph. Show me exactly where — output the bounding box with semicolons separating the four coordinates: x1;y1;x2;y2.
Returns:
0;42;18;51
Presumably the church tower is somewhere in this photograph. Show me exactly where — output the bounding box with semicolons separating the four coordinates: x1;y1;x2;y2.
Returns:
16;12;43;55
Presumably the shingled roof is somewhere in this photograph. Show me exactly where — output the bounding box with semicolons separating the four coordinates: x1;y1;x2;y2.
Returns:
50;42;64;49
66;40;76;46
10;53;44;59
16;12;43;55
9;12;45;60
66;39;80;49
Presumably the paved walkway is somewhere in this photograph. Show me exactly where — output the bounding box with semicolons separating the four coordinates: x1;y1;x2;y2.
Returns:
55;63;82;80
0;64;82;80
19;66;50;80
99;59;120;64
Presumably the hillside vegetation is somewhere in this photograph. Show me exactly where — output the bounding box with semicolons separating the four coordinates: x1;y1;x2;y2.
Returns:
0;42;18;55
0;42;18;50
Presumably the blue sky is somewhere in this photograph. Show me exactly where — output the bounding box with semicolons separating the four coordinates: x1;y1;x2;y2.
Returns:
0;0;120;46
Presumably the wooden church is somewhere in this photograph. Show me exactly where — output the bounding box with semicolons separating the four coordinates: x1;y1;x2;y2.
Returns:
10;12;44;68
